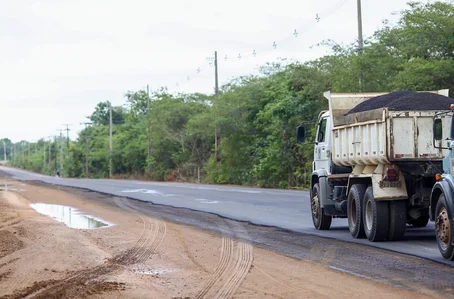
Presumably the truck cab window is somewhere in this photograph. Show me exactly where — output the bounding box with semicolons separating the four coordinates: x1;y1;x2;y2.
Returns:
317;118;327;143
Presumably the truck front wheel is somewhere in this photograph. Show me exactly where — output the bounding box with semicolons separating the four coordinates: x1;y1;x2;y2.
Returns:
311;183;332;230
363;186;389;242
347;184;367;238
435;195;454;260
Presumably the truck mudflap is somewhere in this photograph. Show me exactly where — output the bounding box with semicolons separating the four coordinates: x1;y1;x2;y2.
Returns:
430;180;454;246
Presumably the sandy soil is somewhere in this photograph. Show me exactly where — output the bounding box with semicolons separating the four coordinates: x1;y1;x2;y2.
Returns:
0;180;444;299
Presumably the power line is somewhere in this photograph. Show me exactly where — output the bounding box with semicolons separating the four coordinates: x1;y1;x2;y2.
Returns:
220;0;350;63
173;0;350;90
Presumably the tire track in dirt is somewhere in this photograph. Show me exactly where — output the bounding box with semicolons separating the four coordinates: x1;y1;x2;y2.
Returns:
195;237;235;299
213;242;253;299
195;220;254;299
134;220;166;264
110;198;153;265
0;219;20;230
112;198;166;265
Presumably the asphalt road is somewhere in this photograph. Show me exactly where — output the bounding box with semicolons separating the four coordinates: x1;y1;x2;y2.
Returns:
1;166;449;265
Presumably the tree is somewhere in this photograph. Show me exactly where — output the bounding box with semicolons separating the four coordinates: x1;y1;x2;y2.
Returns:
89;101;126;126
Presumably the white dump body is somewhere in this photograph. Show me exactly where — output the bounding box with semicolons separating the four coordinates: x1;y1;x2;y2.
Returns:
325;90;451;167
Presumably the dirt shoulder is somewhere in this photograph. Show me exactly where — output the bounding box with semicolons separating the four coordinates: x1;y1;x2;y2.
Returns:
0;179;446;298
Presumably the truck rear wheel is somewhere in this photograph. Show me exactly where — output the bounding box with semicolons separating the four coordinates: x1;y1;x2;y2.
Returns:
347;184;367;238
435;195;454;260
388;200;406;241
363;186;389;242
311;183;332;230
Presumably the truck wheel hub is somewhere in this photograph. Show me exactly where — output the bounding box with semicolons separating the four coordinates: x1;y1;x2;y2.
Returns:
436;208;450;246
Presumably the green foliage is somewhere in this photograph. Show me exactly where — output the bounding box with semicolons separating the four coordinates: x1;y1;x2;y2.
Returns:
8;1;454;188
89;101;126;126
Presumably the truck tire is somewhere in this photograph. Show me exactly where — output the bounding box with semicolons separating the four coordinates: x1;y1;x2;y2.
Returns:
435;195;454;260
363;186;389;242
311;183;332;230
409;215;430;228
347;184;367;238
387;200;406;241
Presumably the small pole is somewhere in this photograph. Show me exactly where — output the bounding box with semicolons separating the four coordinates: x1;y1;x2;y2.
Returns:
147;85;152;178
109;102;113;178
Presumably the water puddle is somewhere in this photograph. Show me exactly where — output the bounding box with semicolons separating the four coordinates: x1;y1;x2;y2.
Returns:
30;203;112;229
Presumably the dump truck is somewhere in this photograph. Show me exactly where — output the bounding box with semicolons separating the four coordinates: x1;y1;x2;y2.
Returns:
296;89;454;260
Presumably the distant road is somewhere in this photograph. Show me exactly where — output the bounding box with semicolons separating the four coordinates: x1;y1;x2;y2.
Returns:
0;166;449;265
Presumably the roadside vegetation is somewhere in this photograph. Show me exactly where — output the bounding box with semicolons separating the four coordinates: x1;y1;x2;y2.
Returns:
3;1;454;188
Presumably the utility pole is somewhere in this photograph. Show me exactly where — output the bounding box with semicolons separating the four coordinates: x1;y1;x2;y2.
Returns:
109;102;113;179
357;0;363;54
147;85;152;178
21;142;24;164
52;136;56;171
357;0;364;91
28;142;30;158
214;51;219;97
62;124;71;158
81;122;92;177
1;141;5;161
214;50;220;162
48;138;51;165
57;129;63;176
43;141;46;170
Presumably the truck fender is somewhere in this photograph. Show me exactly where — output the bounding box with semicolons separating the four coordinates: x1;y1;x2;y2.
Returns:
430;180;454;223
311;170;330;209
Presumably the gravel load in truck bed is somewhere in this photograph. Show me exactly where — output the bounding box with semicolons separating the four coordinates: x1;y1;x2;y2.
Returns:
347;91;454;114
388;92;454;111
347;91;416;114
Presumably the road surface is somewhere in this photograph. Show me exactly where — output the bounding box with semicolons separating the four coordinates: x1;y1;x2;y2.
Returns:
0;166;448;265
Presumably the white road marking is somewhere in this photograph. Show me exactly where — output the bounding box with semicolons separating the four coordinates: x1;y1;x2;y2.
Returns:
195;198;219;204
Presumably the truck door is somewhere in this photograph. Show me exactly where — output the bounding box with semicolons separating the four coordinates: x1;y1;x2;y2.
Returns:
314;117;330;172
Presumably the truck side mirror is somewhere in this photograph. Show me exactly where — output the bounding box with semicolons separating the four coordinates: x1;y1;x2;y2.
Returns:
296;125;306;144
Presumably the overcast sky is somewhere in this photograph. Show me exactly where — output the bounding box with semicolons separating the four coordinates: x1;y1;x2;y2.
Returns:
1;0;413;142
